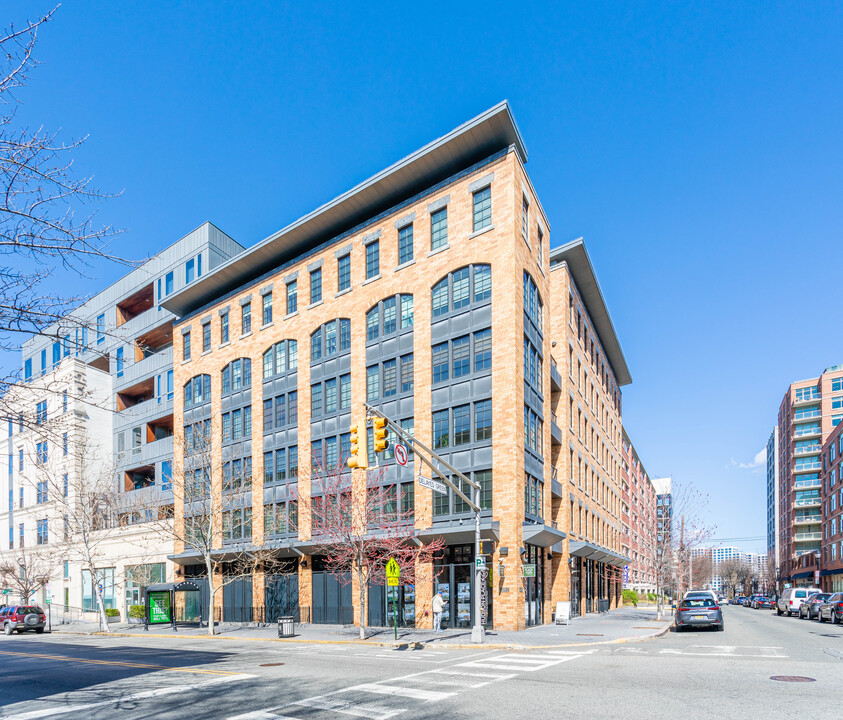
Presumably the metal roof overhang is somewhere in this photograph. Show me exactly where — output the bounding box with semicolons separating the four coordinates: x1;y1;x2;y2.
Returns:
147;581;201;593
162;101;527;319
522;522;567;548
416;519;501;546
549;239;632;386
568;540;631;567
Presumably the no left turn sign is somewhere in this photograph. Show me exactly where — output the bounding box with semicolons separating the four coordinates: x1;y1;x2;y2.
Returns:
394;444;408;466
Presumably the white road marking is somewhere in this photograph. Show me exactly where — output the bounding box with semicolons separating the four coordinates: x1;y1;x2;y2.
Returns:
292;697;405;719
1;673;255;720
456;653;582;672
348;683;455;701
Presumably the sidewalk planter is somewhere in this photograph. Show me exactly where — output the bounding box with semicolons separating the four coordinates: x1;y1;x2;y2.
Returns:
128;617;144;624
106;615;120;624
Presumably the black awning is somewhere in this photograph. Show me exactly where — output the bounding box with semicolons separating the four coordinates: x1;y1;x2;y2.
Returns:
147;581;202;593
568;540;631;567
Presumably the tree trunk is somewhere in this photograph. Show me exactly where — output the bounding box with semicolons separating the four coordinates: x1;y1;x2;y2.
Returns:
358;561;366;640
205;557;216;635
94;579;110;632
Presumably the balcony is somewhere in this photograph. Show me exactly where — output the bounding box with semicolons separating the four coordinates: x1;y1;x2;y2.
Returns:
550;412;562;445
793;515;822;525
793;496;822;508
116;346;173;392
119;435;174;470
793;445;821;457
793;427;822;440
793;478;821;490
551;468;563;498
794;532;822;542
792;393;821;408
116;394;174;428
550;357;562;392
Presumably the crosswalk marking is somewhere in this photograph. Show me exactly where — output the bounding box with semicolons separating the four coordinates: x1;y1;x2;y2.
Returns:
348;684;455;701
227;652;584;719
292;697;405;719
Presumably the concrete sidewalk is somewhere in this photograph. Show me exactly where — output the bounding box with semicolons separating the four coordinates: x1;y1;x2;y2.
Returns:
50;604;672;649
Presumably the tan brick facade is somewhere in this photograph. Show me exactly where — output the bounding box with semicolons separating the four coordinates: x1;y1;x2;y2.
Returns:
170;126;632;629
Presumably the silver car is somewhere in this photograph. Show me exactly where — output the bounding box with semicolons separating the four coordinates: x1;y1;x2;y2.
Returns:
675;597;724;632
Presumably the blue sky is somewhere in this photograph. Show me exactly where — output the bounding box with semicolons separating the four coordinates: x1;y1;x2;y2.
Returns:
7;1;843;552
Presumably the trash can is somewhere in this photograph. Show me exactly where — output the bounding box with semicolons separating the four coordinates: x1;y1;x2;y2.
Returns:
278;616;295;638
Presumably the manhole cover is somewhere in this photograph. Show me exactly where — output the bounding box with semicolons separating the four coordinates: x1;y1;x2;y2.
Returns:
770;676;815;683
576;633;603;637
260;663;285;667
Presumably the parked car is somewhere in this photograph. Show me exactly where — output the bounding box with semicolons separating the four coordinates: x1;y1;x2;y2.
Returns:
675;596;724;632
684;590;718;603
800;593;831;620
731;596;745;606
742;596;753;607
2;605;46;634
776;587;821;616
817;593;843;624
758;597;775;609
751;595;772;609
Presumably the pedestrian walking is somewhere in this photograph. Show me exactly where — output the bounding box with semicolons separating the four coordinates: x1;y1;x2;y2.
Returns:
432;589;444;631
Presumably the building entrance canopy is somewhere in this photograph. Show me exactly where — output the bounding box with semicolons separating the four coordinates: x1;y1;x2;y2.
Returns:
569;541;630;567
522;522;567;548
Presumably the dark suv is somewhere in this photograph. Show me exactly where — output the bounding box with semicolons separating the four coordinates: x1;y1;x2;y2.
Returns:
2;605;47;634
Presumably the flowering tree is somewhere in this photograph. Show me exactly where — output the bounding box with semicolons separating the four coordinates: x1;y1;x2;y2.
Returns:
308;460;445;639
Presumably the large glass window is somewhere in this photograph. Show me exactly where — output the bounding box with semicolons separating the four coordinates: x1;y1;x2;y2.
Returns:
311;319;351;363
472;186;492;231
183;375;211;409
398;224;414;265
431;265;491;319
431;207;448;250
338;254;351;292
263;340;297;380
286;280;297;315
366;241;380;279
310;268;322;304
221;358;252;395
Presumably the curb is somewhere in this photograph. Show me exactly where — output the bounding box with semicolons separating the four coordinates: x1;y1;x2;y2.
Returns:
56;619;674;651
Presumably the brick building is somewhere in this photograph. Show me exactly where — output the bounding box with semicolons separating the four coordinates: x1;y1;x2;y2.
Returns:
620;431;657;593
774;364;843;586
821;419;843;592
161;102;633;631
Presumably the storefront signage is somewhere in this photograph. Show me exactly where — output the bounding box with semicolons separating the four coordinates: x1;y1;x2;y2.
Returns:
522;564;536;578
148;591;171;623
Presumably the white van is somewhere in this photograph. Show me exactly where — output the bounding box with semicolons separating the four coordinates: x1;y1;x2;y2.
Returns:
776;587;821;616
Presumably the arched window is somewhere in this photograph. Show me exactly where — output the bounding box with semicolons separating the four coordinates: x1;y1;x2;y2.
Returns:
431;264;491;318
221;358;252;395
263;340;298;380
522;271;543;334
310;319;351;363
366;294;413;342
183;374;211;409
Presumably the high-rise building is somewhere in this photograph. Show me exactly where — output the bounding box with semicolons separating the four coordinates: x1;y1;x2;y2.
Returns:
776;364;843;586
766;426;779;579
161;102;637;630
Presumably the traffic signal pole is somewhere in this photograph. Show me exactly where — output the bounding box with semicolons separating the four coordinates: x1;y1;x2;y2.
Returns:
362;404;485;644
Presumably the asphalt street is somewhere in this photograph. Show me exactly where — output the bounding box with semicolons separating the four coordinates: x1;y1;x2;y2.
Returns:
0;605;839;719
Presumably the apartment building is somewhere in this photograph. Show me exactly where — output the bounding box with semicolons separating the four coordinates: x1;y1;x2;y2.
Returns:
821;420;843;592
776;364;843;586
161;102;633;631
620;431;657;593
766;426;779;576
1;223;244;615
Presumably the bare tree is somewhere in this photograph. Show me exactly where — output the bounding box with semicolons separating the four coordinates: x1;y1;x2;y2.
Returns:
690;553;713;589
308;459;445;640
140;421;279;634
717;557;743;597
0;544;55;604
0;7;126;354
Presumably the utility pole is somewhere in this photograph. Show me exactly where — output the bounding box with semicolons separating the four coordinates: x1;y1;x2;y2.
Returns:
360;404;485;644
679;515;685;599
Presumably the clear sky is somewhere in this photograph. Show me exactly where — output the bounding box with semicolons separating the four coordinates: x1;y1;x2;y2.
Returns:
7;2;843;553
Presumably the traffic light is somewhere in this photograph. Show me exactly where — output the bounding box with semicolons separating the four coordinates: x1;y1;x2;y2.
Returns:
373;417;389;453
347;423;367;469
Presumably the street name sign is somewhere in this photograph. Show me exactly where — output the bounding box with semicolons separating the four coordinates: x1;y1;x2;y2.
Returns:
418;475;447;495
394;444;408;466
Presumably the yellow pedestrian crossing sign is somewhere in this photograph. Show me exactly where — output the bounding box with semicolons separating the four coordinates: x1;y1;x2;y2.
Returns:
385;557;400;586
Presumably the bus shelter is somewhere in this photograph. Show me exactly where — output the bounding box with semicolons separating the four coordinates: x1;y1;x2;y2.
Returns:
144;580;202;631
